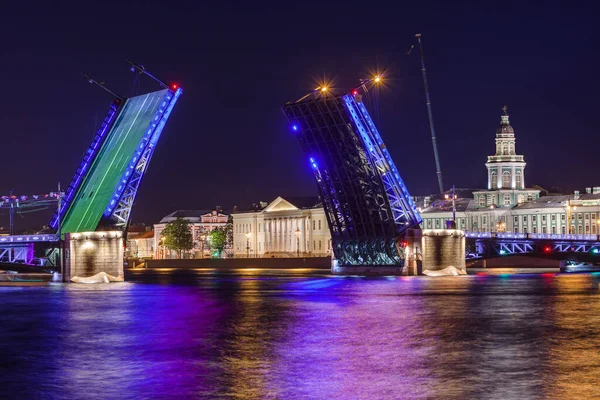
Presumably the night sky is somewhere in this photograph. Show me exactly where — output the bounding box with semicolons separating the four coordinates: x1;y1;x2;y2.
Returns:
1;1;598;230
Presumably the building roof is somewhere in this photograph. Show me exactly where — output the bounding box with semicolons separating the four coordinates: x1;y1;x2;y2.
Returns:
421;198;475;213
133;230;155;239
159;210;227;223
512;194;600;210
233;196;321;213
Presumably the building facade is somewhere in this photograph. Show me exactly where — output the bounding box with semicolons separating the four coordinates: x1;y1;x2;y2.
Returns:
232;196;331;258
154;209;230;259
421;106;600;234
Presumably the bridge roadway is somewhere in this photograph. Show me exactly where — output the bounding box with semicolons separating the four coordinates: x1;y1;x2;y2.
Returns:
60;89;168;234
465;231;600;257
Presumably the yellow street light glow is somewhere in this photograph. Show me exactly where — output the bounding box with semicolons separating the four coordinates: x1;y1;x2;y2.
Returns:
321;86;327;92
374;75;381;83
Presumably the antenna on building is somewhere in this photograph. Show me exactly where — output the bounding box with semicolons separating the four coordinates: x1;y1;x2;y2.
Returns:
414;34;444;195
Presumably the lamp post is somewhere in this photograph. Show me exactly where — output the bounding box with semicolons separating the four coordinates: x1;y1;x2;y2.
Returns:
200;233;206;259
295;228;301;257
245;232;251;258
444;186;457;229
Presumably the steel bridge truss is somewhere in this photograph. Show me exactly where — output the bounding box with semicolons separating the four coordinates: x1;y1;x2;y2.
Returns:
103;88;183;229
282;92;421;266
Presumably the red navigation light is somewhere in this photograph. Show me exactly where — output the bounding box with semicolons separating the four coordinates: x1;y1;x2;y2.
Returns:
171;83;178;90
401;241;409;248
352;89;358;96
543;246;552;253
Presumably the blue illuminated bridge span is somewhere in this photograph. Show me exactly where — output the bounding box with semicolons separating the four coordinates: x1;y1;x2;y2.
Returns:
0;70;181;265
282;85;422;267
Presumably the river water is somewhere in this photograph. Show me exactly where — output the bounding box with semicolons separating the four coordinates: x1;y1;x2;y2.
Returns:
2;268;600;399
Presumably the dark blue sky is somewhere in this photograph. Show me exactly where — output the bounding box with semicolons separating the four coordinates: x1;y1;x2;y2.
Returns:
1;1;598;229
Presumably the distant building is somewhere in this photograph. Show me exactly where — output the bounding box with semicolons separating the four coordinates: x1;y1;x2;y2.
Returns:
420;106;600;235
232;196;331;258
154;209;230;259
127;230;155;258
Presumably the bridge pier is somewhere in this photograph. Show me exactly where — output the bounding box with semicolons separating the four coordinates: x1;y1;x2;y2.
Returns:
421;229;466;273
330;229;466;276
63;231;124;282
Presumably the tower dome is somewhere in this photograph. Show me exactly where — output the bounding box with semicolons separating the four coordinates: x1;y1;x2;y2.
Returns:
496;105;514;135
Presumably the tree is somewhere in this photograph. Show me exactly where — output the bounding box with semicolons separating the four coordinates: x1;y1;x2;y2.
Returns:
161;217;193;259
208;227;227;257
225;215;233;250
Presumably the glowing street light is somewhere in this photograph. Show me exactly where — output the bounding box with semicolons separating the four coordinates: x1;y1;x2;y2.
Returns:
320;86;328;92
374;75;382;83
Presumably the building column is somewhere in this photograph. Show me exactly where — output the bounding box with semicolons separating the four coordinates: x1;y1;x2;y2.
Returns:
301;215;306;254
511;165;516;189
487;168;491;190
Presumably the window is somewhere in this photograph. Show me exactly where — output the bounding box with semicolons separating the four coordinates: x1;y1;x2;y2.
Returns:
516;171;522;188
503;171;511;188
585;213;590;220
561;214;566;221
427;220;432;228
258;224;261;233
318;220;322;230
461;218;466;229
527;194;534;202
542;215;547;223
491;171;497;189
533;226;537;233
561;226;566;234
552;226;556;234
532;215;537;223
524;227;528;233
593;225;597;234
523;216;528;223
552;215;556;222
504;194;511;205
586;225;590;233
313;241;316;250
592;213;597;221
578;213;582;220
319;241;322;250
478;196;485;207
579;226;583;234
503;143;509;155
542;226;547;233
514;216;518;224
312;220;315;230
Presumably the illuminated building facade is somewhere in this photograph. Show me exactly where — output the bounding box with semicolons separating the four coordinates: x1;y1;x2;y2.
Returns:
232;197;331;258
421;106;600;235
154;209;229;259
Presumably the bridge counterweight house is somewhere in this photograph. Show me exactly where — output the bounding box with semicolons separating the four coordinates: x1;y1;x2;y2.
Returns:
282;87;427;272
0;72;182;280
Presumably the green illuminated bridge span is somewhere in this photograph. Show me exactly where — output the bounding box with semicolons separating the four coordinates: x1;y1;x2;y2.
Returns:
53;87;182;234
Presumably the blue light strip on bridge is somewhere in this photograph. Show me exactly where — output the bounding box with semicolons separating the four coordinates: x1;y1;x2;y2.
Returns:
49;102;120;229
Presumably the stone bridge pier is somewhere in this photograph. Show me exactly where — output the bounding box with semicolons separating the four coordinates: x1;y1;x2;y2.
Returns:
404;229;466;275
63;231;124;282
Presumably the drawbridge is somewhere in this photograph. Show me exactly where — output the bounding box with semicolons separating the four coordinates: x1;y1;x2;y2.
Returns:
282;81;422;267
1;63;182;266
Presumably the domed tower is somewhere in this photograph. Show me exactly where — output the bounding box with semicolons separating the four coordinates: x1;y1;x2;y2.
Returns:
486;105;525;190
473;106;539;208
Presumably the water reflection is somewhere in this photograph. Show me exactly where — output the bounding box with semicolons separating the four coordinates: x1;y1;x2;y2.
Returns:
2;270;600;399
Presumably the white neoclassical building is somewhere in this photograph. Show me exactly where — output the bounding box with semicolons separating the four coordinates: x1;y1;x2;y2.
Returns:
232;196;331;258
421;106;600;234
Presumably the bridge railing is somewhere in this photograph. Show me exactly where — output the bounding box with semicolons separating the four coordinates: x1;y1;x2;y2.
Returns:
0;234;59;244
464;231;600;241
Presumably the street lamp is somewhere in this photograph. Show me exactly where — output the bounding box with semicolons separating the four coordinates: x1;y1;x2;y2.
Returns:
200;233;206;259
295;228;301;257
245;232;251;258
